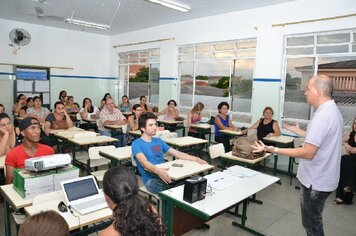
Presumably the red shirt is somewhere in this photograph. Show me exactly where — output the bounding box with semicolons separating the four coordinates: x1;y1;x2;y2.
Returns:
5;144;55;168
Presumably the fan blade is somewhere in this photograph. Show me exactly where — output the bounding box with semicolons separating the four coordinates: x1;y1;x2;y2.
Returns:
35;6;45;17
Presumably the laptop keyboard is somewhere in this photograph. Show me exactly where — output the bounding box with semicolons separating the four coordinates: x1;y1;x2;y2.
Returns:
73;198;106;211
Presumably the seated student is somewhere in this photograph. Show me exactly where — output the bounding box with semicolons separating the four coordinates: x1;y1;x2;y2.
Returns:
140;96;152;113
19;210;69;236
99;166;165;236
58;90;67;105
26;96;50;123
42;101;73;148
79;97;100;130
334;117;356;205
132;112;207;193
13;94;27;115
156;99;179;120
118;95;131;112
187;102;205;138
0;113;21;156
127;104;142;131
5;117;54;184
98;98;126;147
65;96;79;121
26;97;34;109
214;102;240;152
0;103;5;113
100;93;112;110
244;106;281;140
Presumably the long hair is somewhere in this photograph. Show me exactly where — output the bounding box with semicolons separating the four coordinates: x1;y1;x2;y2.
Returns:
132;104;142;121
82;98;94;113
103;166;165;236
191;102;204;113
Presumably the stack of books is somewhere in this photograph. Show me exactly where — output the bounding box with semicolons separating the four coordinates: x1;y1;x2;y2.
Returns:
13;165;79;199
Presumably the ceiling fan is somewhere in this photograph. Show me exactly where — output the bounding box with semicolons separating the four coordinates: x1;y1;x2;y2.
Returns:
33;6;64;21
32;0;51;5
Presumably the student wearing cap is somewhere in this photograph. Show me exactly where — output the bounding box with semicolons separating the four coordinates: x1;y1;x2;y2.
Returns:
5;117;54;184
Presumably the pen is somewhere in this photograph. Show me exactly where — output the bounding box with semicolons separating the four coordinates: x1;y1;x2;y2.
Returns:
214;177;224;182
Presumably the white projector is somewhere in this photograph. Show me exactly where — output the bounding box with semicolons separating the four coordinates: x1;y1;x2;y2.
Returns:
25;154;71;172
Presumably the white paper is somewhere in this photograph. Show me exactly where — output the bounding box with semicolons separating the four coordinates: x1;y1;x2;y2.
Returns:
226;165;259;178
205;171;242;191
42;93;50;104
17;80;33;92
35;80;49;92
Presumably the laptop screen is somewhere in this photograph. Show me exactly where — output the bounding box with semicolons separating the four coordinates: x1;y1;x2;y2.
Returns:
63;178;99;202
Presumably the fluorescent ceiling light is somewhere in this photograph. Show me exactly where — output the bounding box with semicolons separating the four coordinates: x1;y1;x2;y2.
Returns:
65;18;110;30
147;0;191;12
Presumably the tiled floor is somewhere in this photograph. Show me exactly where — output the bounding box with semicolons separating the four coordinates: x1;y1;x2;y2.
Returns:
1;169;356;236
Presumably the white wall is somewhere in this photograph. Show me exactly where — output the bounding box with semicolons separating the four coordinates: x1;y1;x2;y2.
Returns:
0;18;114;108
109;0;356;119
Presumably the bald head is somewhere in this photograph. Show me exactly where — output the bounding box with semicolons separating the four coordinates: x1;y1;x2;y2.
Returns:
310;75;333;98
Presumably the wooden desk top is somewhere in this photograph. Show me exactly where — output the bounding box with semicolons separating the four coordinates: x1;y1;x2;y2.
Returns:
165;136;208;147
0;184;32;210
68;135;118;145
99;146;132;161
0;155;5;170
220;129;244;136
156;159;213;181
104;124;124;130
263;135;294;144
128;130;141;137
82;118;98;123
50;127;84;134
190;123;211;130
157;119;184;125
24;190;112;231
220;151;271;164
122;111;132;116
55;130;95;140
159;170;279;219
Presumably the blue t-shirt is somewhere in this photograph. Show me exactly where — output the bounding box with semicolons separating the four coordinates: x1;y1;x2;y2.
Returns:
132;137;171;183
214;114;230;137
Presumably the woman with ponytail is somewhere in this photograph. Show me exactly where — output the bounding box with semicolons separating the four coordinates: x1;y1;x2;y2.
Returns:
99;166;165;236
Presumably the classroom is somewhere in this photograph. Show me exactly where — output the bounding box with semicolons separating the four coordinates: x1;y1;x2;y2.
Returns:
0;0;356;235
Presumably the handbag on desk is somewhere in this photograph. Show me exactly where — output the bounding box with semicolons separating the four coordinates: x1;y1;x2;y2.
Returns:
231;136;265;160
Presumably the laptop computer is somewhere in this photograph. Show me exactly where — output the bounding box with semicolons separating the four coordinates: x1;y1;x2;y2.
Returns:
61;176;108;215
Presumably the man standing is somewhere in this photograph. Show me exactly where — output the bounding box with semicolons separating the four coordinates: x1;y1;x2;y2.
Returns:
98;98;126;147
132;112;207;193
252;75;343;236
5;117;54;184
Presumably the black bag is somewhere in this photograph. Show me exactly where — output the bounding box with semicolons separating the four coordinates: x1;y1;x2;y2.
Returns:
207;116;215;125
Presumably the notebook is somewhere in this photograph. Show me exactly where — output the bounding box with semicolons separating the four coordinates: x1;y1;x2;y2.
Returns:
61;176;107;215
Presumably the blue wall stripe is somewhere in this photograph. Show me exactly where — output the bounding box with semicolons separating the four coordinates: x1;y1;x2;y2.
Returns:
160;77;176;81
253;78;281;82
51;74;116;80
0;72;14;75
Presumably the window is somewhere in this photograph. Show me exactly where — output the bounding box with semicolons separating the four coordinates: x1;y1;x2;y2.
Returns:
283;30;356;127
118;49;160;105
178;39;256;123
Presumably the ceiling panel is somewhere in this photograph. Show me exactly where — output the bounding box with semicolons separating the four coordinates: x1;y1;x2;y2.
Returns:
0;0;296;35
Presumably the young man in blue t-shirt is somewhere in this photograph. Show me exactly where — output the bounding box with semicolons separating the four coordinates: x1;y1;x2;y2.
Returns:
132;112;207;193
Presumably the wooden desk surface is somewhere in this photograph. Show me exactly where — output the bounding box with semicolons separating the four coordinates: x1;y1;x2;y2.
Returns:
0;155;5;169
263;135;294;144
54;130;95;140
156;159;213;181
190;123;211;130
104;124;124;130
128;130;141;137
157;119;184;125
50;127;84;135
24;190;112;231
99;146;132;161
82;118;98;123
0;184;33;210
165;136;208;147
160;170;279;218
220;151;271;164
220;129;244;136
122;111;132;116
68;135;118;145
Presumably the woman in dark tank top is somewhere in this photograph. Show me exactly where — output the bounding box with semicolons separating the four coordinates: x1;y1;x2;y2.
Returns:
244;106;281;140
